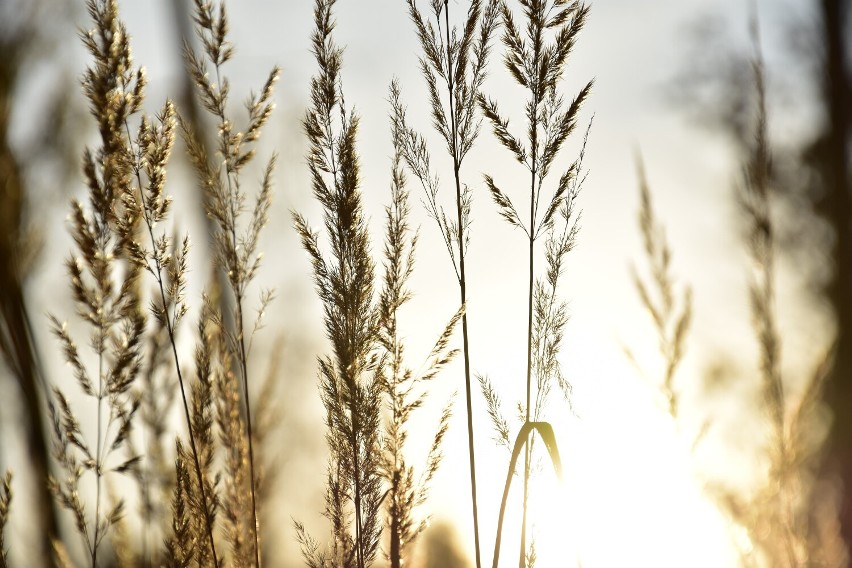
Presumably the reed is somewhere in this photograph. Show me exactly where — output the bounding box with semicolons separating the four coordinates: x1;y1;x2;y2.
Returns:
715;21;834;567
394;2;500;562
17;0;843;566
665;17;838;567
382;80;462;568
294;1;384;565
121;89;221;568
629;157;692;421
182;1;280;564
97;0;225;559
47;2;149;564
294;4;460;566
478;0;592;564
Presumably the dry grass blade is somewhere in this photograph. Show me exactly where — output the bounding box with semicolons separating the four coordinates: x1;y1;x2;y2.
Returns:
0;14;59;553
51;540;74;568
492;421;564;568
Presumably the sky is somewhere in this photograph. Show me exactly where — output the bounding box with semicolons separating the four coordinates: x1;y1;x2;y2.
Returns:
3;0;831;566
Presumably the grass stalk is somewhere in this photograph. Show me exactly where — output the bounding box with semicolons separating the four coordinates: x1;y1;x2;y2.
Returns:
519;51;540;568
182;3;280;564
629;157;692;421
295;2;384;566
213;58;262;566
93;348;103;568
163;285;220;568
704;15;835;566
736;19;796;566
238;304;262;566
122;105;220;566
441;5;483;566
397;2;500;563
46;2;150;564
479;2;592;564
383;81;461;568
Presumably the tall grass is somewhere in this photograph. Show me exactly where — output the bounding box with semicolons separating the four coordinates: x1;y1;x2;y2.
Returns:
629;18;840;568
629;157;692;421
294;2;384;564
4;0;845;567
0;9;60;554
294;3;460;567
181;1;280;563
382;81;462;568
40;0;280;566
393;2;500;563
713;23;834;567
477;0;592;565
120;71;219;568
46;2;150;564
33;0;593;565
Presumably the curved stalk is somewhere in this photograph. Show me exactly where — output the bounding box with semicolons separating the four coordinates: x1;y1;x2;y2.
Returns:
493;421;563;568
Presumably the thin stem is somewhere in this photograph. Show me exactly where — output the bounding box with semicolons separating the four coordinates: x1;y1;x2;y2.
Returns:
390;336;402;568
93;337;103;568
331;112;364;568
391;311;401;567
167;307;219;567
141;422;150;568
518;93;541;568
126;121;220;567
520;20;543;562
236;291;262;568
520;229;533;568
444;3;482;567
351;400;364;568
213;62;262;568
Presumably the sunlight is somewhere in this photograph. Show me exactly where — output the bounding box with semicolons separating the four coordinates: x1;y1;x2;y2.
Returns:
4;0;841;565
443;325;741;568
523;408;736;568
526;453;578;566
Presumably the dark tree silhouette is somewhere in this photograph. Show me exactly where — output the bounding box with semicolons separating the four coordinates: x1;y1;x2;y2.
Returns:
819;0;852;557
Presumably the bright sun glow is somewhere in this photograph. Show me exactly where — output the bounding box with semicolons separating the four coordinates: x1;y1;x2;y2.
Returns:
520;412;735;568
429;322;743;568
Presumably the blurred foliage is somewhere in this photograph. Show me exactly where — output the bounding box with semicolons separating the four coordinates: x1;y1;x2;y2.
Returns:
0;0;81;564
670;2;851;565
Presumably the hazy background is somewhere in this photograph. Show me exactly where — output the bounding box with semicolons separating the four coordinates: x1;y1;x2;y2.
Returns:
0;0;839;566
